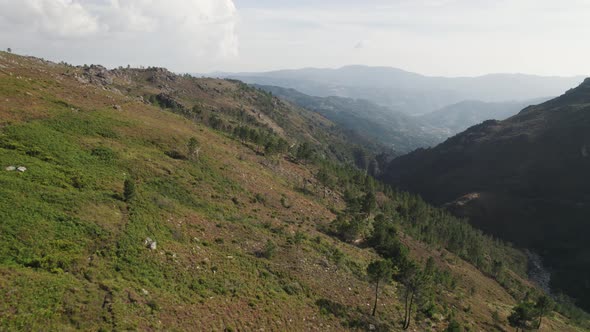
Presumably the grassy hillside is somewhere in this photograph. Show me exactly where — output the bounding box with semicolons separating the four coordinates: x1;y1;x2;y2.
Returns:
0;52;586;331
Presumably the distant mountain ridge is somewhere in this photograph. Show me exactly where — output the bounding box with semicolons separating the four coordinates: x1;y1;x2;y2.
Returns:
253;84;445;154
219;65;584;115
380;77;590;311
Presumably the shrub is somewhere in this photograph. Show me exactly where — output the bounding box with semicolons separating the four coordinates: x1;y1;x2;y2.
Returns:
261;240;276;259
91;146;117;161
123;178;136;202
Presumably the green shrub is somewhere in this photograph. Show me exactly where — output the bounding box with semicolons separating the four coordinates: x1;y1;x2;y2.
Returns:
91;146;117;162
123;178;136;202
261;240;276;259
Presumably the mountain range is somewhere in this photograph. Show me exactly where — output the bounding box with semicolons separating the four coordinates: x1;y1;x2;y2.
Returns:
220;65;583;116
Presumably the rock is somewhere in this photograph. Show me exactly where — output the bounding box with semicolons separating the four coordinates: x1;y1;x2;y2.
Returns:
16;166;27;172
144;237;157;250
83;64;113;85
113;104;121;111
369;324;376;331
5;166;16;171
141;288;149;295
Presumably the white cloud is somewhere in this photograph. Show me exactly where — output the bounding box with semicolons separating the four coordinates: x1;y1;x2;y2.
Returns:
0;0;239;71
0;0;99;37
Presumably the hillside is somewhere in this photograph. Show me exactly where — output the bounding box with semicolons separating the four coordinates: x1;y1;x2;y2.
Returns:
253;84;443;153
418;98;550;136
0;51;587;331
221;65;583;115
382;78;590;313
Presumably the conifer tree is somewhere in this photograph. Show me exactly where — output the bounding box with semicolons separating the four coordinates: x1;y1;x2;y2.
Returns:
367;260;394;316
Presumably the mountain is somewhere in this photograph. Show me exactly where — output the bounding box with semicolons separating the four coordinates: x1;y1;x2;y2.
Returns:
221;65;584;115
253;84;444;154
381;78;590;311
1;51;587;331
418;98;551;136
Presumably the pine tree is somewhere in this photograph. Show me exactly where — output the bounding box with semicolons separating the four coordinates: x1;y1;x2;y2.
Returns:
508;302;536;332
535;295;554;329
366;260;394;316
399;261;430;330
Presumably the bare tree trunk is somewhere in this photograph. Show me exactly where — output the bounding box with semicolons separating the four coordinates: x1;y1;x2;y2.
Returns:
372;281;379;316
404;291;415;330
403;288;410;329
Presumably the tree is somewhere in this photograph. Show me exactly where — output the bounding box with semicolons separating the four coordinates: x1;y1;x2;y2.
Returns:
353;148;369;170
6;47;11;53
316;169;332;198
492;259;504;279
367;260;394;316
295;142;313;161
398;261;429;330
362;190;376;217
369;216;409;266
507;302;536;332
264;140;276;156
535;295;554;329
334;215;368;242
187;137;200;161
444;319;462;332
123;178;136;202
275;138;289;154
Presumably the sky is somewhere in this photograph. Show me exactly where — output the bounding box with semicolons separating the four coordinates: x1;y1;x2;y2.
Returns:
0;0;589;76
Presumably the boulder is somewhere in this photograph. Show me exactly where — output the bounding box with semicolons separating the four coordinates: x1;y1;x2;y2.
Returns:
144;237;157;250
5;166;16;171
16;166;26;172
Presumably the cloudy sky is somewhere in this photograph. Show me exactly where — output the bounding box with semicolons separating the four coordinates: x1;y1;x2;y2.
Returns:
1;0;589;76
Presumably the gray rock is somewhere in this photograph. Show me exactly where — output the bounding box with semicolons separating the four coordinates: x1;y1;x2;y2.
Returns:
5;166;16;171
144;237;157;250
16;166;26;172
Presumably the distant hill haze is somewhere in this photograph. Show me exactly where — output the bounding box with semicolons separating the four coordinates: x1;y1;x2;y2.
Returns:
253;84;552;152
380;78;590;311
418;98;551;136
219;65;584;115
253;84;445;154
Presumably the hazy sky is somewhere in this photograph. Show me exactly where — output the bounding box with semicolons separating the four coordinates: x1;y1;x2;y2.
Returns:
1;0;589;76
